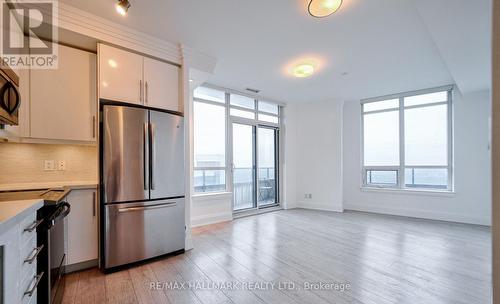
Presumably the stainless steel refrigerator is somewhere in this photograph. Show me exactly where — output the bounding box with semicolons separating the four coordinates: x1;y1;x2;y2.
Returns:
100;104;185;270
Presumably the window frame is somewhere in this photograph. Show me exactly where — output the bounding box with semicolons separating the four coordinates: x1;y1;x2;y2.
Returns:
193;85;283;197
360;85;454;192
193;92;229;194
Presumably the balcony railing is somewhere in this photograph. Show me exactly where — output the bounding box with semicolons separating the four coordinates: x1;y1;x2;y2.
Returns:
194;168;277;210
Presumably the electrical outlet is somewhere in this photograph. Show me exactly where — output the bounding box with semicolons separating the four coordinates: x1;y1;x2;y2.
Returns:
304;194;313;199
57;160;66;171
44;160;55;171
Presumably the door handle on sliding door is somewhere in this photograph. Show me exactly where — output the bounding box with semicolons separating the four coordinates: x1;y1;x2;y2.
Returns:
150;123;156;190
143;122;148;190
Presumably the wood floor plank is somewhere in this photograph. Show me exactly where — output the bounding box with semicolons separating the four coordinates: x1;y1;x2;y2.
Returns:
167;254;234;304
105;269;138;304
62;271;80;304
73;268;106;304
129;264;170;304
61;210;491;304
150;259;203;304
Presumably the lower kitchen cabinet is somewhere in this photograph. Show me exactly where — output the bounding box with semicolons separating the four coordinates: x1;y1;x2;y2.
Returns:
66;189;98;267
0;210;39;304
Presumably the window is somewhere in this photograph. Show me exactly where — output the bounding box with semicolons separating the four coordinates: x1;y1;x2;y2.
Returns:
193;87;227;193
193;85;282;201
258;101;280;124
362;87;452;191
193;86;225;104
230;94;255;109
227;94;280;124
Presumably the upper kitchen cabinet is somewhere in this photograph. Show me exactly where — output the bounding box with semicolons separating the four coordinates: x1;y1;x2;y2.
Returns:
143;57;180;112
98;44;181;113
30;44;97;142
98;44;143;105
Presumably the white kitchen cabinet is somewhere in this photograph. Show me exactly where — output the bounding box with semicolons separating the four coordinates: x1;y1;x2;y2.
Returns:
30;44;97;142
0;223;21;304
143;57;180;112
67;189;98;266
98;43;181;112
0;210;39;304
99;44;143;105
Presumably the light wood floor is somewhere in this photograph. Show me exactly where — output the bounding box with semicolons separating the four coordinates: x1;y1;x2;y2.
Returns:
62;209;492;304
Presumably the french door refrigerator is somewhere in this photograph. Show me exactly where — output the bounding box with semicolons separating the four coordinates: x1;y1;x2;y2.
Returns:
100;104;185;270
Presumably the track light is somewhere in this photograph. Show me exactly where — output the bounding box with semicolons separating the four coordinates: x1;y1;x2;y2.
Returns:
116;0;131;16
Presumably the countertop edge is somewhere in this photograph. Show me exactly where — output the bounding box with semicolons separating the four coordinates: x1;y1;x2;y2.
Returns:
0;199;44;236
0;181;98;192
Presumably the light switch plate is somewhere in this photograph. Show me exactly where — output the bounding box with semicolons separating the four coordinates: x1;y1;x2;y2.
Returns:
44;160;55;171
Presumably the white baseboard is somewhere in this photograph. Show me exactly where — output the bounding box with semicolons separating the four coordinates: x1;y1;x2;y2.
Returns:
282;201;298;210
345;202;491;226
296;201;344;213
191;212;233;228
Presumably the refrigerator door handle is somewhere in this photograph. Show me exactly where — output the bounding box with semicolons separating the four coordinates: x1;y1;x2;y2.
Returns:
150;122;156;190
117;202;177;213
143;122;148;190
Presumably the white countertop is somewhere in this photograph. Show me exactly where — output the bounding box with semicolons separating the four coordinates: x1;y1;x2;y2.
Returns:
0;181;98;191
0;181;97;234
0;199;44;234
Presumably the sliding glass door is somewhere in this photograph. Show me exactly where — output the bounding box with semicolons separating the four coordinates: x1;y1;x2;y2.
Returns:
257;127;278;207
232;122;279;212
232;123;256;211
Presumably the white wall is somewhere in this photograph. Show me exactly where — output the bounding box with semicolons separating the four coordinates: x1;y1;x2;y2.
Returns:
191;193;233;227
343;89;492;225
291;101;344;212
282;104;298;209
491;0;499;299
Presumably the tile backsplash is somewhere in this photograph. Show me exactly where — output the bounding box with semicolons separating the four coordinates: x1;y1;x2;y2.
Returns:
0;142;97;185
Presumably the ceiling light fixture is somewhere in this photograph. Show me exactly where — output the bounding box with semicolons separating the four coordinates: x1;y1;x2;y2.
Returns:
116;0;131;16
108;59;118;68
308;0;342;18
293;64;315;78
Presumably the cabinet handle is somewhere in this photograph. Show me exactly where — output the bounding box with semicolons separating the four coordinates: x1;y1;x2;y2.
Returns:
24;272;44;297
93;192;96;217
24;245;44;264
92;115;96;138
24;219;43;232
145;81;149;104
140;80;143;103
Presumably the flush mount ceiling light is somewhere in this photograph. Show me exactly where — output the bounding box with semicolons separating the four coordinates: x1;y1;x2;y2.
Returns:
116;0;131;16
308;0;342;18
108;59;118;68
293;64;315;78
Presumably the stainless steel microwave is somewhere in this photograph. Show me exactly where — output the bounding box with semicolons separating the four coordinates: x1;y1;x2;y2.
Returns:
0;65;20;126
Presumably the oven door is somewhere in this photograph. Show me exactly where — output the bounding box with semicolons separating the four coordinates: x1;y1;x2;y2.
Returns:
48;202;70;304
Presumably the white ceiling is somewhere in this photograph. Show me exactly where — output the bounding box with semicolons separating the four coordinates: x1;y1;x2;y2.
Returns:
59;0;491;103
